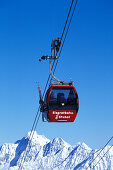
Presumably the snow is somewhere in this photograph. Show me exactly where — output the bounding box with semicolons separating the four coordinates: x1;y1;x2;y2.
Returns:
25;131;50;146
0;131;113;170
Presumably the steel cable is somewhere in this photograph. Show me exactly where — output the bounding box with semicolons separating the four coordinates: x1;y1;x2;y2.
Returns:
61;0;74;41
93;145;113;169
51;0;78;80
18;0;78;169
86;136;113;169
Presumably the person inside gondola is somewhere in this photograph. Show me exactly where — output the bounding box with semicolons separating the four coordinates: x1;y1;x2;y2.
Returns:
57;93;66;106
67;89;75;105
49;91;57;105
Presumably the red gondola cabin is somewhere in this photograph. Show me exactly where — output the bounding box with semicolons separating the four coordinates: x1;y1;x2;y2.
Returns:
41;85;79;122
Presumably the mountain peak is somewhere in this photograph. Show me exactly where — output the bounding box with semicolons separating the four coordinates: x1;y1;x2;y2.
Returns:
76;142;92;150
0;132;112;170
25;131;50;146
52;137;71;148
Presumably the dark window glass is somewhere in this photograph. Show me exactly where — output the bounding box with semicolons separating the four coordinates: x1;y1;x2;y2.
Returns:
49;87;78;110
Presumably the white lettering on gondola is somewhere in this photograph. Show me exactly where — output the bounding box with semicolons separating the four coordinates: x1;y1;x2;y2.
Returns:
52;111;73;120
53;111;73;115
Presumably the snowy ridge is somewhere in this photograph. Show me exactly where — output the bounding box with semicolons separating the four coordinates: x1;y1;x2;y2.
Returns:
0;131;113;170
25;131;50;146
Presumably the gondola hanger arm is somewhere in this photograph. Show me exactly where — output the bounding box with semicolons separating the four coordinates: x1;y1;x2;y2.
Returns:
39;38;73;85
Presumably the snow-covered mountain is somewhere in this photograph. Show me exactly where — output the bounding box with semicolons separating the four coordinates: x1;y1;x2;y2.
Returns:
0;131;113;170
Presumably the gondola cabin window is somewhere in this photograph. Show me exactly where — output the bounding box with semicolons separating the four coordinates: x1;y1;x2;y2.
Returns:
48;87;78;110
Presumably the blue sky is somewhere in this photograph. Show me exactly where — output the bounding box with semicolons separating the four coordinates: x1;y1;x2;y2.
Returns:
0;0;113;149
